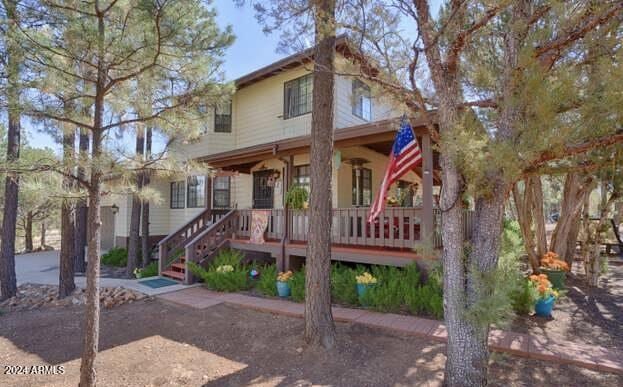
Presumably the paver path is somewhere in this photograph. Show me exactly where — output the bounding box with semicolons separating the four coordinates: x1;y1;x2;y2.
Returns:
159;286;623;374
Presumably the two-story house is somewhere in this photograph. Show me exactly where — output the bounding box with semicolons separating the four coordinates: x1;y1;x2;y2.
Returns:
102;37;444;283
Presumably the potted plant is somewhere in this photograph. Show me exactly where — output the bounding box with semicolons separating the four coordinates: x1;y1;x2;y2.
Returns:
539;251;570;289
285;185;309;210
355;272;377;300
529;274;559;317
276;271;293;297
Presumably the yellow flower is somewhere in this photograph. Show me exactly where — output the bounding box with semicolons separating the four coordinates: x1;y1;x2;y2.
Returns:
356;272;377;285
216;265;234;273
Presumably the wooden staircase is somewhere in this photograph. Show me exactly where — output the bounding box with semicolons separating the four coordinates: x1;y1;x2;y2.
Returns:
161;256;186;281
158;208;238;284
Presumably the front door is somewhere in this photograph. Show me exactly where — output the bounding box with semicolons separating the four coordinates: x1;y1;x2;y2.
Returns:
253;170;274;209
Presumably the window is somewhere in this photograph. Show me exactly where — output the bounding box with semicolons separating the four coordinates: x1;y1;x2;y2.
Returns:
292;164;310;191
213;176;231;208
352;168;372;206
187;176;206;208
284;74;313;119
214;102;232;133
198;104;210;134
170;181;185;209
352;79;372;121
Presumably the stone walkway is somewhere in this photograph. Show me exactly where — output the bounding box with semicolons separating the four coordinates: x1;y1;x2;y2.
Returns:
159;286;623;374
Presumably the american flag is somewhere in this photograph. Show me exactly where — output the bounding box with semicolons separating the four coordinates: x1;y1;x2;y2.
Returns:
368;118;422;223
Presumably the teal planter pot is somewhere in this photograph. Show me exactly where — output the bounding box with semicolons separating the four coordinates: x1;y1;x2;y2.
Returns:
357;283;373;301
534;296;556;317
540;269;566;290
276;281;291;297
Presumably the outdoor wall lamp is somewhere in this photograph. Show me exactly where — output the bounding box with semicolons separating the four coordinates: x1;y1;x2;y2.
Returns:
111;204;119;215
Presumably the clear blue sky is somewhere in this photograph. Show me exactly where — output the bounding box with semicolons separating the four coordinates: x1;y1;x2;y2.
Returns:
27;0;441;151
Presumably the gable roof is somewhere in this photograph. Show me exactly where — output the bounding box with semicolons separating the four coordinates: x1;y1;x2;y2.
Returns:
235;34;363;89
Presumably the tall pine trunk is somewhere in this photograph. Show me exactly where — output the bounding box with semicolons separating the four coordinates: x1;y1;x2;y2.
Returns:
59;127;76;298
127;127;144;276
24;212;34;252
141;127;152;267
74;129;89;272
0;1;21;300
40;221;47;249
79;11;105;385
304;0;336;349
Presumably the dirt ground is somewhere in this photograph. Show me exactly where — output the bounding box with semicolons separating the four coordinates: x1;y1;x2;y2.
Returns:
1;298;621;387
510;258;623;351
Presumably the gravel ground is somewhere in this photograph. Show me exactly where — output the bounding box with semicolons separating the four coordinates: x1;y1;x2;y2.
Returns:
1;298;621;387
510;258;623;351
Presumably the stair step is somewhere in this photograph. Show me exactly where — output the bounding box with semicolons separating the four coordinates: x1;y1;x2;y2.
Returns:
171;263;186;271
161;270;185;281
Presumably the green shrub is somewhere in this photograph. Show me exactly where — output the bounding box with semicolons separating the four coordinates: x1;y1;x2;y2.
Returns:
256;264;278;297
510;277;535;315
187;249;251;292
136;261;158;278
360;263;421;313
290;268;306;302
330;263;359;305
212;249;245;267
101;247;127;267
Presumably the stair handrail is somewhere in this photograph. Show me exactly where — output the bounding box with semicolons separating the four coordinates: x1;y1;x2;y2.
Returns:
183;208;237;284
184;208;237;250
158;207;227;248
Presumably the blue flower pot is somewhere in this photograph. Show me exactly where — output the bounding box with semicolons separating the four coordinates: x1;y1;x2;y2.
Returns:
534;296;556;317
277;281;291;297
356;283;369;298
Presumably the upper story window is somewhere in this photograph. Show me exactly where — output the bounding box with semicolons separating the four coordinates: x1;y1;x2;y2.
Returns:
170;181;186;209
187;176;206;208
198;104;210;134
352;167;372;206
214;102;232;133
213;176;231;208
293;164;310;191
284;74;313;119
352;79;372;121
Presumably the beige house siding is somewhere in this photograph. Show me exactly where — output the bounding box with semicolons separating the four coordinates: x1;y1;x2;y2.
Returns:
234;66;313;149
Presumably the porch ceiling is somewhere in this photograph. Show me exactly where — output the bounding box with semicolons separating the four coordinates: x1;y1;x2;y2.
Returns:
199;115;438;173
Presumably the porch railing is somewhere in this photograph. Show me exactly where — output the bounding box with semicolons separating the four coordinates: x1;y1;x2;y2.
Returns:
234;207;460;249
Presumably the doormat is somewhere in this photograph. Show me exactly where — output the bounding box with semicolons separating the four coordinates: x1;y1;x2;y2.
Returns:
139;277;179;288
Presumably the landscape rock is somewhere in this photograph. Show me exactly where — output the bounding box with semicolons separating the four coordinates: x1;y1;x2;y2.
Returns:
0;283;146;312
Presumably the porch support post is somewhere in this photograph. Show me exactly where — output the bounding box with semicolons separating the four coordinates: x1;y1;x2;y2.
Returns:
422;133;434;244
206;174;212;211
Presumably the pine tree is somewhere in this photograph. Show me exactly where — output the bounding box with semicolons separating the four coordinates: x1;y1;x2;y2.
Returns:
20;1;234;384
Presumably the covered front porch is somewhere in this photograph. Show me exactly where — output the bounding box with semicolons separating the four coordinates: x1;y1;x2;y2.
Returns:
204;118;442;267
159;118;467;282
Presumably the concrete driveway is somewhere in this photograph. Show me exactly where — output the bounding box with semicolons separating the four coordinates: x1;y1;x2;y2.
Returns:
13;250;192;296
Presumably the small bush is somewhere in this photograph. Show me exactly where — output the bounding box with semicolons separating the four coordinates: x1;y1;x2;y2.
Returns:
406;281;443;319
212;249;245;267
290;268;306;302
188;249;250;292
136;261;158;278
256;264;278;297
331;263;359;305
101;247;127;267
360;263;421;313
510;277;535;315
